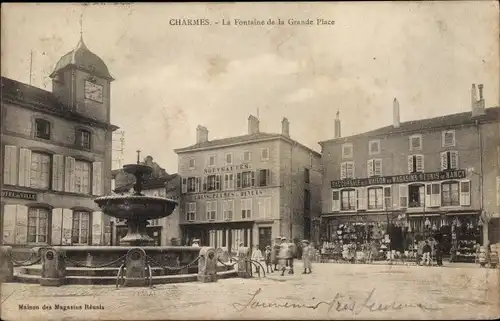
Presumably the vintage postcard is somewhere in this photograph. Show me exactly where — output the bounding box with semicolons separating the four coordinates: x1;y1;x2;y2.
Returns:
1;1;499;320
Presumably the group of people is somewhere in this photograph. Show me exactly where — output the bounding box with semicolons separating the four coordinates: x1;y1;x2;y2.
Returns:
251;236;313;276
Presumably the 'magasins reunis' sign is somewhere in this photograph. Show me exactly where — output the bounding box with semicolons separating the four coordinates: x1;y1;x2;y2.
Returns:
331;169;466;189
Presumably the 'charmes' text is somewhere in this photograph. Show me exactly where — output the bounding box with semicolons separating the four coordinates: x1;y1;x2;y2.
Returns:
170;19;210;26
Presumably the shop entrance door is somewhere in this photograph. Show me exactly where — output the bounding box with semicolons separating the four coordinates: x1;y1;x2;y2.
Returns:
259;227;272;251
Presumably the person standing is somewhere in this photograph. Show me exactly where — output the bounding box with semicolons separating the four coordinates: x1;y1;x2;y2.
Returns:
279;237;295;276
251;244;263;273
264;245;272;273
191;238;200;247
301;240;312;274
271;237;281;272
422;240;432;266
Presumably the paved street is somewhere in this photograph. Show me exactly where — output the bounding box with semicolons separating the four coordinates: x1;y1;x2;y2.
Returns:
1;262;499;320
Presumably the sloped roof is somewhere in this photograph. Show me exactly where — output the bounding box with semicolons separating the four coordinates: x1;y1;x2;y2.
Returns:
1;76;119;131
319;107;500;145
50;37;113;80
174;132;320;156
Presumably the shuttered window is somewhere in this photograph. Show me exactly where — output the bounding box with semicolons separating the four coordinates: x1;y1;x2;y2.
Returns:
441;151;459;170
206;201;217;220
442;181;459;206
30;152;51;189
72;211;90;244
74;160;91;194
187;203;196;221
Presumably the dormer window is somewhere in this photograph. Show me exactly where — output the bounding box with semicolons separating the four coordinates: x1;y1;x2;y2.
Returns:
342;143;353;159
76;129;91;149
35;118;51;140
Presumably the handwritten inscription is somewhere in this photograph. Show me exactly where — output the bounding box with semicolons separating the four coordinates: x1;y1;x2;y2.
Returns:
232;288;440;316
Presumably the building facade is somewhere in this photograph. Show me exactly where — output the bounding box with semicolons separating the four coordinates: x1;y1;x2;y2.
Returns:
1;36;118;248
319;84;500;258
174;116;322;252
111;155;181;246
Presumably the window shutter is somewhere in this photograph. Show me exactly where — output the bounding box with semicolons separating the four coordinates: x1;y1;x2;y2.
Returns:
61;209;73;245
206;201;210;220
407;156;414;174
92;211;103;245
340;162;347;179
251;171;255;186
195;177;200;193
450;151;459;169
202;176;207;191
383;186;392;209
399;184;408;208
51;208;63;245
213;201;218;220
460;180;471;206
440;152;448;171
193;203;197;220
64;156;76;193
3;146;13;185
367;159;374;177
18;148;32;187
215;175;221;190
357;187;367;210
237;173;242;188
181;177;188;194
416;155;424;172
255;169;261;187
374;159;382;176
332;190;340;211
52;155;65;191
2;204;17;244
425;183;432;207
15;205;28;244
431;183;441;207
92;161;103;196
266;169;271;186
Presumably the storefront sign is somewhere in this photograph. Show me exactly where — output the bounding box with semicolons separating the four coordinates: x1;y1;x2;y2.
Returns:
331;169;466;189
1;190;37;201
204;163;251;174
193;189;264;200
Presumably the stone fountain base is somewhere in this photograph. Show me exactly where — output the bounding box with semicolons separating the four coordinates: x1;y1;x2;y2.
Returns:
5;246;239;286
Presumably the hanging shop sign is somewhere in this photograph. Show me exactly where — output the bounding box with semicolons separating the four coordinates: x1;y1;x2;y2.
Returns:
1;190;37;201
331;169;466;189
192;189;265;200
204;163;251;174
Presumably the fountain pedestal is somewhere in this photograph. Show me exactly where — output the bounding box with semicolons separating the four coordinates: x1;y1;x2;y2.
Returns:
120;218;155;246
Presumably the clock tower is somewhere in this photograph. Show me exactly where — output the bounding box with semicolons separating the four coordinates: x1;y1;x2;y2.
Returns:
50;35;114;123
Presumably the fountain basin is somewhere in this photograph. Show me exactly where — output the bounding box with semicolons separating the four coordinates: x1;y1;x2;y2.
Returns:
94;195;178;220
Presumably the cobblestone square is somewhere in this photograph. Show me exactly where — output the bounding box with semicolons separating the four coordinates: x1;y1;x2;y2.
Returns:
2;262;499;320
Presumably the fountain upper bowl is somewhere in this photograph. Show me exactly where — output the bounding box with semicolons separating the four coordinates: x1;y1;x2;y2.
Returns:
94;195;178;220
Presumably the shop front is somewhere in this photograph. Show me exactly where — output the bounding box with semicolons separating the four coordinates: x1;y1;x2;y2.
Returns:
181;221;254;253
407;212;481;262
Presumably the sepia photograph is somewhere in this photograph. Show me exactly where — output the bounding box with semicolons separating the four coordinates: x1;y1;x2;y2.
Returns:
0;1;499;320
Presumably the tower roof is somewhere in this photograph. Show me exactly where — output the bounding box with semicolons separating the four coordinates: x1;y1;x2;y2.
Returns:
50;36;113;80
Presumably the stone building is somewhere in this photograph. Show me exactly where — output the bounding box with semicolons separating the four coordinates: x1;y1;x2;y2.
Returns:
111;155;181;246
174;115;322;252
319;84;500;257
1;35;118;247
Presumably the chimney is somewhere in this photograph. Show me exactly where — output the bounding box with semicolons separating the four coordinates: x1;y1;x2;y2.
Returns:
334;111;341;138
248;115;260;135
196;125;209;144
393;98;400;128
281;117;290;137
472;83;485;117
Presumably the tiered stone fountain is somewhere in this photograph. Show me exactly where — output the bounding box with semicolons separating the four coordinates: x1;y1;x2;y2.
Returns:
11;153;237;286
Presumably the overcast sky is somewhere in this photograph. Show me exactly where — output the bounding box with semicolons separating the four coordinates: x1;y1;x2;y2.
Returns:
2;2;499;173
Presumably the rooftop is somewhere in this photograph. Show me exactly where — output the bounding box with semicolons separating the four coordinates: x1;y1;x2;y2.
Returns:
1;76;119;131
319;106;500;145
174;132;321;156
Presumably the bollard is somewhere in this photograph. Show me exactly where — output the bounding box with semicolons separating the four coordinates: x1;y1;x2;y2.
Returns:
124;248;147;287
0;246;14;282
237;246;252;278
198;247;217;283
40;247;66;286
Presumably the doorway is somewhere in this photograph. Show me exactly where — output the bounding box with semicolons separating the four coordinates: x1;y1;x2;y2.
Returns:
258;227;272;251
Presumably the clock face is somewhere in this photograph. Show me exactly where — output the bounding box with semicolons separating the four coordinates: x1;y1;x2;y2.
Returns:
84;80;103;103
